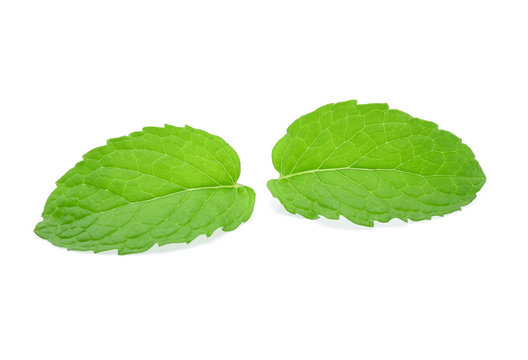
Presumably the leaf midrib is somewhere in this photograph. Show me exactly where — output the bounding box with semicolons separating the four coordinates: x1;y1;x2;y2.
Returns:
49;184;243;225
277;167;481;180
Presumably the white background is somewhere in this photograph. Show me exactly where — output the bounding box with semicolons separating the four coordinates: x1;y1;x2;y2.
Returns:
1;1;527;359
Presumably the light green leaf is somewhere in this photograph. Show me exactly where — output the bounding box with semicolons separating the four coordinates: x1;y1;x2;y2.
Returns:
35;125;255;254
267;100;486;226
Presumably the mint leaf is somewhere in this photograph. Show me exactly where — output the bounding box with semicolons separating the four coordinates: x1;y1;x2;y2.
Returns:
267;100;486;226
35;125;255;254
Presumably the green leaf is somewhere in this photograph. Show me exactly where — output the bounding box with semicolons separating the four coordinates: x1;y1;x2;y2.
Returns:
35;125;255;254
267;100;486;226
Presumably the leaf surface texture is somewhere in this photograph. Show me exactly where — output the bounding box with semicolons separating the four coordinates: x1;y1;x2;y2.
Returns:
267;100;485;226
35;125;255;254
